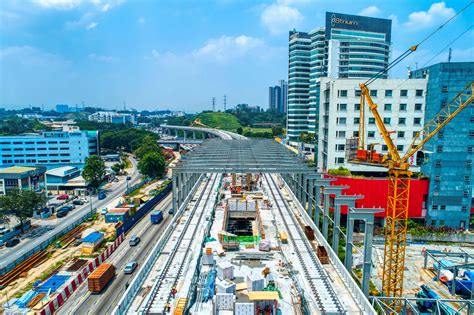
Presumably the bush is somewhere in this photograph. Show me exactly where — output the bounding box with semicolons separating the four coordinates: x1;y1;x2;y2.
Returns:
328;166;351;176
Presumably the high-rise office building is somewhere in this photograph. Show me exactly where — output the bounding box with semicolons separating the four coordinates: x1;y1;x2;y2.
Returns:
287;31;311;140
287;12;392;141
410;62;474;229
279;80;288;113
268;81;288;114
268;85;281;112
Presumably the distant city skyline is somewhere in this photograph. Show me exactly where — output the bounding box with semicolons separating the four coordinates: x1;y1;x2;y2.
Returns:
0;1;472;111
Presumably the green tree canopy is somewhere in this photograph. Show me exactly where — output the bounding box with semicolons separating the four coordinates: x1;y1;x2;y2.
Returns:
82;155;106;190
138;152;166;179
0;189;46;232
100;128;158;153
271;125;284;136
133;135;161;159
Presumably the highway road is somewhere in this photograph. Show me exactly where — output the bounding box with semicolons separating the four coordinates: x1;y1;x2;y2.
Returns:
0;157;141;272
60;194;173;315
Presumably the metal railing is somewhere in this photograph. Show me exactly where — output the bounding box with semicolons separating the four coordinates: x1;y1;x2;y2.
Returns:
281;175;376;315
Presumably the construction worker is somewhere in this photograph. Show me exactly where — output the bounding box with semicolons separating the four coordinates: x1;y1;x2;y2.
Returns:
171;286;177;298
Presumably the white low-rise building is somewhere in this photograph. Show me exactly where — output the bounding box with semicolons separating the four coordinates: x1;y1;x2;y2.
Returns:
88;111;136;125
316;77;427;172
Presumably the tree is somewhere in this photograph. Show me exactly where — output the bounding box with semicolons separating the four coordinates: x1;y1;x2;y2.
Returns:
138;152;166;179
111;163;122;174
0;189;46;233
133;135;160;159
271;125;284;136
82;155;106;191
236;127;243;135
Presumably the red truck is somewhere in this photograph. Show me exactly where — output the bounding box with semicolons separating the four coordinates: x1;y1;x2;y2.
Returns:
88;264;115;293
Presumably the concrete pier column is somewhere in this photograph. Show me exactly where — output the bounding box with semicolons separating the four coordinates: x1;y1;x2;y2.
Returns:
193;131;196;140
346;208;383;296
313;178;335;230
321;186;348;239
172;173;178;212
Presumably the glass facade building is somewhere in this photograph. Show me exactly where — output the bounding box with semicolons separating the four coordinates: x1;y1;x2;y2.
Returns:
410;62;474;228
287;31;311;140
287;12;392;141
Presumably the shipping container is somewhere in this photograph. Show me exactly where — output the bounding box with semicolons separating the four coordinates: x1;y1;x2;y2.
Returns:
150;210;163;224
105;212;128;223
304;226;315;241
88;264;115;293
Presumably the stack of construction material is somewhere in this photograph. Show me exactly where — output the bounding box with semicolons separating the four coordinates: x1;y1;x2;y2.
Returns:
317;245;329;264
258;239;271;252
173;298;186;315
304;226;315;240
88;264;115;293
247;273;265;292
235;302;255;315
215;293;235;313
81;232;104;254
202;247;214;265
217;261;234;280
217;279;236;294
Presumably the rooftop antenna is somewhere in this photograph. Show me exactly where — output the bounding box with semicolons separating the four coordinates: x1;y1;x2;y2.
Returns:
448;48;452;62
212;97;216;112
224;94;227;111
123;101;126;111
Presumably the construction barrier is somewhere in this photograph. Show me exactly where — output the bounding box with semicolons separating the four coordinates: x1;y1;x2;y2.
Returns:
116;183;172;236
38;233;124;315
0;210;96;276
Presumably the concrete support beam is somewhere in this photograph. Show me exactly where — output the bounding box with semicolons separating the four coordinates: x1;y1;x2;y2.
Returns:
332;195;364;253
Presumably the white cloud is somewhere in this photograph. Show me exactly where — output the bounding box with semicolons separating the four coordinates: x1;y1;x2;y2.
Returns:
33;0;82;9
193;35;265;62
89;53;118;62
358;6;381;17
261;3;303;35
404;2;455;30
137;17;146;24
388;14;399;27
32;0;124;11
86;21;98;29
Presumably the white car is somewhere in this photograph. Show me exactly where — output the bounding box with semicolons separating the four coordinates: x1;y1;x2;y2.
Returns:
124;261;137;274
100;207;108;215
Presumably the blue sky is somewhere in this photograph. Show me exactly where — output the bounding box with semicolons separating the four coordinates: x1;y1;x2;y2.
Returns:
0;0;472;112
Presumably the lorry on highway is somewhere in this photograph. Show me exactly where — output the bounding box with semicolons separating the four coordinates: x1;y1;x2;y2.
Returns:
88;263;115;293
150;210;163;224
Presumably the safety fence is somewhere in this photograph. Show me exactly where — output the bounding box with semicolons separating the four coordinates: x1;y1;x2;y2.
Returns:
116;183;172;236
39;233;124;315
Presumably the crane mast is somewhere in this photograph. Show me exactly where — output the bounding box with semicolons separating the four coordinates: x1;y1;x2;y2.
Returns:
353;82;474;310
